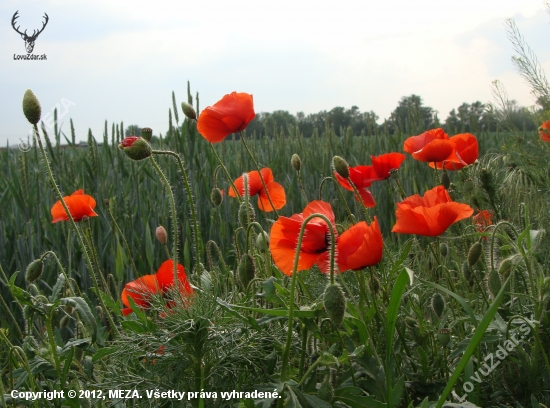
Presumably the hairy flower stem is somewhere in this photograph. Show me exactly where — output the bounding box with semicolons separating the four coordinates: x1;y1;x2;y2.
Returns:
149;156;179;288
105;202;139;278
296;169;308;203
32;125;119;338
433;163;441;185
208;142;242;204
153;150;202;275
246;222;273;277
83;224;109;293
46;307;63;386
393;178;407;201
239;131;279;216
281;213;336;382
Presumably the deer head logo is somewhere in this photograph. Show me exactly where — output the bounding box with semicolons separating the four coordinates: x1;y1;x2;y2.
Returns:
11;11;49;54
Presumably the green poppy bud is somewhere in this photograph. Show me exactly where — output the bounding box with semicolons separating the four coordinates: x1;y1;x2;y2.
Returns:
441;171;451;189
498;258;513;276
181;102;197;120
431;293;445;318
210;187;223;207
332;156;350;179
468;241;483;267
323;283;346;328
462;261;472;281
238;200;256;228
439;242;448;257
60;315;71;328
119;137;152;161
26;259;44;283
22;89;41;125
487;269;502;299
238;253;255;288
255;231;269;253
291;154;301;172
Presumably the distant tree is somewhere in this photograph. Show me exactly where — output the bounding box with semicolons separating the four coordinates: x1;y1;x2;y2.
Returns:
389;95;434;134
125;125;141;136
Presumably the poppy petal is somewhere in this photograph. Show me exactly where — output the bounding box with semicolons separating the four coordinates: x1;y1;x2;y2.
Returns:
338;218;383;271
411;139;455;163
51;190;98;223
121;274;159;308
156;260;192;295
371;153;406;180
258;181;286;212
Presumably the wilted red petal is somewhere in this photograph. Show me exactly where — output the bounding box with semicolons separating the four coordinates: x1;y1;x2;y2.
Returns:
371;153;406;180
337;217;383;272
156;260;193;295
197;92;255;143
392;186;474;236
121;274;159;308
51;189;98;223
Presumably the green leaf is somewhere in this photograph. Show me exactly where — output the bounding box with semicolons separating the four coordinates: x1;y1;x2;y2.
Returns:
334;386;387;408
50;273;66;302
61;346;74;386
61;297;97;344
8;272;32;305
115;240;125;281
216;298;260;330
92;346;116;363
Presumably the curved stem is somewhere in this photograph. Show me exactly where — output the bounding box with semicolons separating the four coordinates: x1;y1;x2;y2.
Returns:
32;125;119;338
208;142;242;204
149;156;179;287
153;150;202;274
281;213;337;381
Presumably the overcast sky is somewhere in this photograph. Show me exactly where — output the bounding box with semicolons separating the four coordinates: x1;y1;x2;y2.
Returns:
1;0;549;147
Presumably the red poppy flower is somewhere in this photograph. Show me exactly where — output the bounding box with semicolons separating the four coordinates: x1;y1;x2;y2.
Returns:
197;92;256;143
156;260;193;296
473;210;493;232
228;168;286;212
392;185;474;236
334;166;377;207
121;274;160;316
269;201;337;275
539;120;550;142
404;128;456;163
429;133;478;170
337;217;383;272
51;189;98;223
371;152;406;179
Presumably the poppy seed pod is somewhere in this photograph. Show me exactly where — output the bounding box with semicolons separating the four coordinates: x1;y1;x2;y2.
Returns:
22;89;41;125
155;226;168;245
437;328;451;347
468;241;483;267
210;187;223;207
141;127;153;142
181;102;197;121
26;259;44;283
332;156;350;179
323;283;346;328
291;154;301;172
431;293;445;318
119;137;152;161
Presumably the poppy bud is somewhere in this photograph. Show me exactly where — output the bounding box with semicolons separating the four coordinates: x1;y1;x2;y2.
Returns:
462;261;472;281
65;304;74;315
238;201;256;228
119;137;152;161
437;328;451;347
463;179;474;194
238;253;255;287
155;226;168;245
439;242;448;257
291;154;301;172
441;171;451;189
332;156;350;179
60;315;71;328
141;127;153;142
487;269;502;299
255;231;269;253
23;305;34;320
22;89;41;125
468;241;483;267
405;317;417;328
323;283;346;328
26;259;44;283
318;381;334;403
499;258;513;276
181;102;197;120
431;293;445;318
210;187;223;207
370;274;380;295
